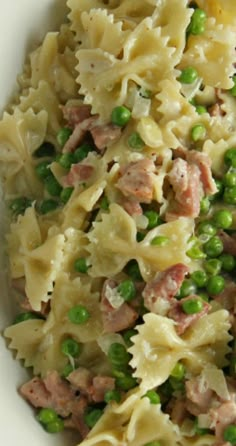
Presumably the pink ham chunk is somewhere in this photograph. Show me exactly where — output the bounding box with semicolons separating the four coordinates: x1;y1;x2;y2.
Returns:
68;368;115;403
185;376;214;416
20;377;51;409
90;124;121;150
63;162;94;187
63;116;98;153
167;158;202;220
168;295;211;335
142;263;189;313
122;199;143;216
101;279;138;333
116;159;156;204
91;376;115;403
186;150;217;196
61;104;92;127
210;400;236;442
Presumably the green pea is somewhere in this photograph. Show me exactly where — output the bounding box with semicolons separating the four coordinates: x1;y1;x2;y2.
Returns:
195;105;207;115
60;186;74;204
186;245;206;260
170;362;185;380
223;170;236;187
178;67;198;84
203;236;223;258
200;196;211;215
229;75;236;97
212;209;233;229
61;363;74;378
117;279;136;302
44;175;63;197
223;186;236;205
169;376;185;392
204;258;222;275
108;343;130;368
128;132;145;150
206;275;225;295
57;153;75;170
68;305;90;325
144;442;161;446
13;312;43;324
45;418;64;434
144;210;162;230
150;236;169;246
115;374;137;390
219;254;236;272
125;260;142;281
74;143;93;163
100;195;109;210
104;390;121;404
224;148;236;168
191;270;208;288
197;292;209;302
74;257;89;274
57;127;72;147
123;329;137;347
39;199;59;214
9;197;32;216
188;8;207;35
33;142;56;158
35;160;51;179
191;124;206;142
197;221;217;236
144;390;161;404
223;425;236;444
182;298;203;314
178;279;197;299
37;408;58;425
61;338;82;357
84;409;103;428
111;106;131;127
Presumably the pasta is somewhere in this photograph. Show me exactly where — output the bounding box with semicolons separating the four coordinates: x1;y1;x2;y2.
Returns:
1;1;236;445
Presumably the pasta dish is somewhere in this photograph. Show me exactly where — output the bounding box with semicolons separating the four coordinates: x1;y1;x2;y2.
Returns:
1;0;236;445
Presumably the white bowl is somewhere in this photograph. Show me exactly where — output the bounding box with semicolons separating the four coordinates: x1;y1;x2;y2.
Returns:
0;1;78;444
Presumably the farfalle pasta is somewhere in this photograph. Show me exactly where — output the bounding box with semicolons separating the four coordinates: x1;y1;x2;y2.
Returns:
1;1;236;445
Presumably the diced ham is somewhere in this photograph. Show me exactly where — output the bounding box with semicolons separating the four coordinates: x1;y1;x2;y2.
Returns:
122;199;143;216
167;398;188;425
20;297;50;317
90;124;121;150
101;279;138;333
61;104;92;127
218;230;236;256
167;159;202;220
20;377;51;409
142;263;189;313
116;159;156;204
214;282;236;311
63;163;94;187
63;116;98;153
185;376;214;416
186;150;217;196
67;367;94;395
64;396;89;439
208;103;224;117
43;370;77;417
12;278;26;295
91;376;115;403
209;401;236;441
168;295;211;335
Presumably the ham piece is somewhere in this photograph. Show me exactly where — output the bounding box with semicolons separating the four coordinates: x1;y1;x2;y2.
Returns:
218;230;236;256
168;295;211;335
116;159;156;204
61;104;92;127
63;162;94;187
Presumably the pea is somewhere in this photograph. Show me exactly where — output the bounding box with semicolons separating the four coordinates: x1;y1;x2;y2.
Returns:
182;298;203;314
144;442;161;446
9;197;32;216
197;221;217;236
111;106;131;127
84;409;103;429
117;279;136;302
178;279;197;299
44;175;63;197
186;245;206;260
35;161;51;179
13;312;43;324
128;132;145;150
223;170;236;187
191;124;206;142
200;197;211;215
178;67;198;84
39;199;59;214
170;362;185;380
169;376;185;392
108;343;130;368
188;8;207;35
45;418;64;433
206;275;225;295
115;374;137;390
57;153;75;170
60;186;74;204
229;75;236;97
33;142;56;158
123;329;137;347
125;260;142;281
212;209;233;229
143;390;161;405
198;292;209;302
203;236;223;258
204;258;222;275
61;338;82;357
100;195;109;210
223;425;236;444
104;389;121;404
37;408;58;425
61;363;74;378
224;148;236;168
74;143;93;163
219;254;236;272
223;186;236;205
191;270;208;288
144;210;162;230
195;105;207;115
150;236;169;246
68;305;90;324
74;257;89;274
57;127;72;147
